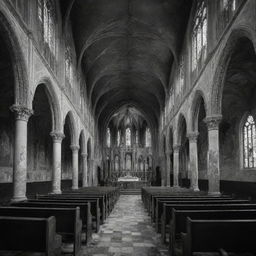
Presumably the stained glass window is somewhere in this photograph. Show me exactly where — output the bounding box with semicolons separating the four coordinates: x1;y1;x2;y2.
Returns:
126;128;131;147
65;46;74;85
146;128;151;147
243;115;256;168
192;0;207;71
38;0;55;54
106;128;111;148
117;130;121;146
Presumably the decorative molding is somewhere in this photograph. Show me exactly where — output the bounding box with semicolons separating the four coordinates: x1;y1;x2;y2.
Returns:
173;144;181;152
10;105;33;121
187;132;199;142
50;131;65;142
204;115;222;130
70;145;80;152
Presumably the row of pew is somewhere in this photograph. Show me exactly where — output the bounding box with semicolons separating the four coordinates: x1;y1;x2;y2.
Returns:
0;186;120;256
142;187;256;256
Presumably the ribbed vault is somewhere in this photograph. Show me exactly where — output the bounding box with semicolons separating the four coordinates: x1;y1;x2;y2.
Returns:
61;0;192;133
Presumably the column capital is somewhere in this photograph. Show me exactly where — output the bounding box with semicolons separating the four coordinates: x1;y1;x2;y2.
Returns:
173;144;181;152
50;131;65;142
204;115;222;130
187;132;199;142
10;105;33;121
70;145;80;152
81;152;88;158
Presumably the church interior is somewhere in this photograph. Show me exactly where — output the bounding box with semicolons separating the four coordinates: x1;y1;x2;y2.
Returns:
1;0;256;255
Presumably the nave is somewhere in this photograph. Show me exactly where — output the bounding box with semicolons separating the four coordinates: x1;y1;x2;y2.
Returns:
83;195;168;256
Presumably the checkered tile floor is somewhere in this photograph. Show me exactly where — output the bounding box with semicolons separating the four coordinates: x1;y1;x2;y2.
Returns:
82;195;169;256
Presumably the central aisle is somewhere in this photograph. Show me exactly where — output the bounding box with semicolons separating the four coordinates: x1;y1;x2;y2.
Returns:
83;195;169;256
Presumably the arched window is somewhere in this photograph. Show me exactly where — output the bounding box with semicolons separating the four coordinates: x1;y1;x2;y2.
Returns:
135;130;139;144
38;0;56;54
126;128;131;147
217;0;240;38
146;128;151;147
106;128;111;148
176;55;185;98
192;0;207;72
65;45;74;86
243;115;256;168
117;130;121;146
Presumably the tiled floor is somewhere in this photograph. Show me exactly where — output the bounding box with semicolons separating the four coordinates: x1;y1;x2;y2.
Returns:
82;195;169;256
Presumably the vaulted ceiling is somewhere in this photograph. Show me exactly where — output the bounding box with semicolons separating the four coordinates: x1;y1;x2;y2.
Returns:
61;0;192;130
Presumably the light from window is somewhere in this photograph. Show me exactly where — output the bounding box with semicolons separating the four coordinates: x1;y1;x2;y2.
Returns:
243;115;256;168
106;128;111;147
126;128;131;147
192;0;207;71
38;0;55;54
146;128;151;147
136;130;139;144
65;46;74;85
117;130;121;146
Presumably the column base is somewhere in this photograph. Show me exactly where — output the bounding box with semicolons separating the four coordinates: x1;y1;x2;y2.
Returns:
208;191;221;196
173;185;180;189
51;190;62;194
72;186;79;190
11;196;27;202
191;187;200;192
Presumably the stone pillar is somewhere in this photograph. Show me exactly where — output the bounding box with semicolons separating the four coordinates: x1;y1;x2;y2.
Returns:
204;115;222;195
160;155;165;186
188;132;199;191
166;151;171;187
50;132;65;194
70;145;80;190
81;153;88;187
173;145;180;188
10;105;33;201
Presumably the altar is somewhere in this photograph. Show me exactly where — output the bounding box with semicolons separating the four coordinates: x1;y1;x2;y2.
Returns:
115;175;150;189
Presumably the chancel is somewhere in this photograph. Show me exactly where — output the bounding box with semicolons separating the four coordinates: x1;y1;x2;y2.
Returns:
0;0;256;255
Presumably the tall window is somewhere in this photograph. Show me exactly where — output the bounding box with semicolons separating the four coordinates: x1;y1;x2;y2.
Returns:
117;130;121;146
136;130;139;144
106;128;111;147
38;0;56;54
65;46;74;85
126;128;131;147
146;128;151;147
176;56;185;98
192;0;207;72
217;0;241;38
243;115;256;168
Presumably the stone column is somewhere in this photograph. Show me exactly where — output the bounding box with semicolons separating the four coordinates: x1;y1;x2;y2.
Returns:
50;132;65;194
81;153;88;187
173;145;180;188
188;132;199;191
166;151;171;187
160;155;165;186
70;145;79;190
204;115;222;195
10;105;33;201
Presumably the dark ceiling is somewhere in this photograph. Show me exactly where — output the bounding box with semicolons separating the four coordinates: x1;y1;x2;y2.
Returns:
61;0;192;130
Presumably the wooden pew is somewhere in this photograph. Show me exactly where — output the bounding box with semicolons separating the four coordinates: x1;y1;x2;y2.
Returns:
151;195;232;219
161;203;256;244
33;196;100;231
153;197;238;225
181;218;256;256
12;201;92;244
155;199;249;232
0;216;62;256
59;193;106;221
170;209;256;255
0;206;82;256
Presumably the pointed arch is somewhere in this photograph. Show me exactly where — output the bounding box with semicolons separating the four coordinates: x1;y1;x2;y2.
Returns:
64;111;77;145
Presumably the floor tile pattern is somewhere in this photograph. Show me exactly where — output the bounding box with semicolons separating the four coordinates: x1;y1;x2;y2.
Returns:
82;195;169;256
